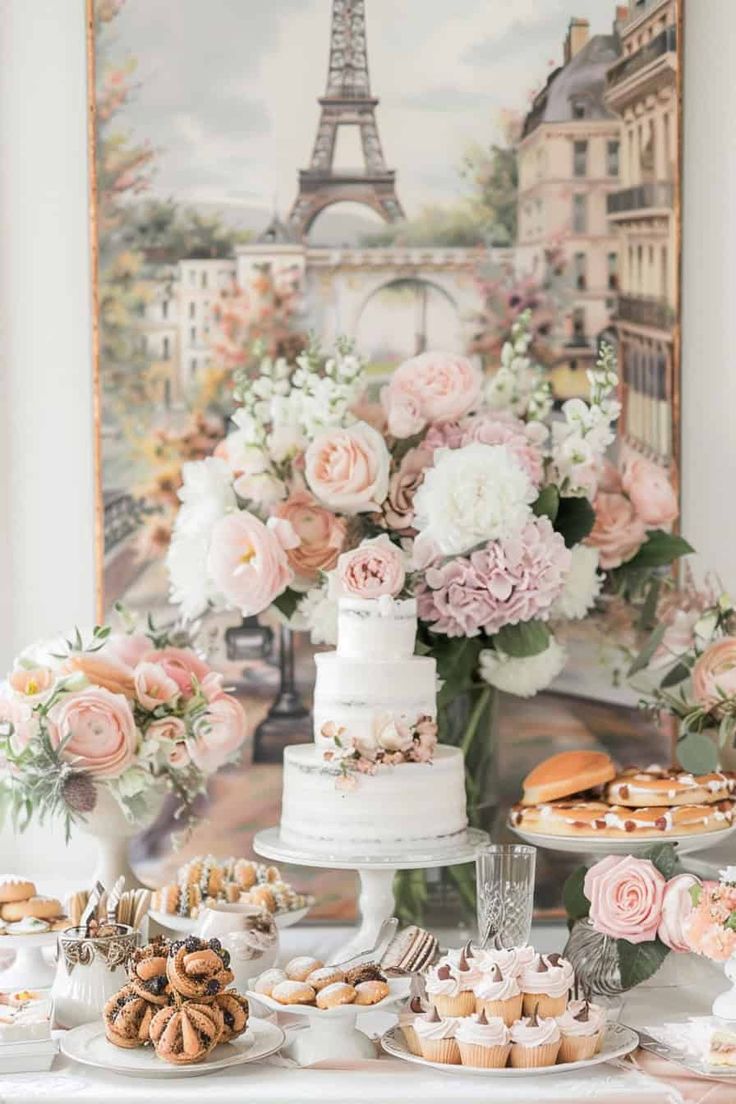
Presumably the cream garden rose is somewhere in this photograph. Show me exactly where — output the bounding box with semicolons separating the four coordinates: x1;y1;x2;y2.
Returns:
381;351;482;438
334;535;406;600
305;421;390;514
208;511;297;616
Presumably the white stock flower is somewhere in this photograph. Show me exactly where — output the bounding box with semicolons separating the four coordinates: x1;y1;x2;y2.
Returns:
296;584;338;646
551;545;603;620
479;638;567;698
720;866;736;885
167;457;235;621
412;442;535;556
233;471;286;509
176;457;235;532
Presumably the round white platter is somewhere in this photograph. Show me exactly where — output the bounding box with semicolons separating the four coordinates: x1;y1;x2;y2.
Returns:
149;903;313;934
0;930;59;989
509;822;736;857
381;1021;639;1077
59;1016;284;1078
253;826;488;869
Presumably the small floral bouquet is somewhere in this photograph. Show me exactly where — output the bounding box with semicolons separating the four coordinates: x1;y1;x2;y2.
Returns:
0;620;248;838
686;866;736;962
564;847;701;989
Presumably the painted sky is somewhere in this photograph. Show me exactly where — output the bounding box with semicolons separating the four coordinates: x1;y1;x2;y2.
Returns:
107;0;619;221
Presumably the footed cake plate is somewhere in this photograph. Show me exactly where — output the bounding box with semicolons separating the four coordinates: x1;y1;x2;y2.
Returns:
149;901;314;934
509;822;736;857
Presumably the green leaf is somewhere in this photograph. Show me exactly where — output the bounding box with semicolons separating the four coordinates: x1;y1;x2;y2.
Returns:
660;661;691;689
562;866;590;921
689;883;702;907
433;637;484;707
532;485;560;523
627;623;666;677
554;496;595;548
725;912;736;932
494;620;550;658
625;530;694;570
638;577;661;631
272;587;301;621
676;730;719;773
617;937;669;989
641;843;678;879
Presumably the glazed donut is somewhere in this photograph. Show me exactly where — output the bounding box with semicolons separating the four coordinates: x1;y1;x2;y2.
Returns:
1;895;62;921
0;878;35;905
606;768;736;807
509;801;610;836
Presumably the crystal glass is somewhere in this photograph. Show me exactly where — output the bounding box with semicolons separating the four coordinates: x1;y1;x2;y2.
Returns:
475;844;536;948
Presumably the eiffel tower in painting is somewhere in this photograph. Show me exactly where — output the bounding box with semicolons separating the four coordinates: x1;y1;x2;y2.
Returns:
287;0;404;238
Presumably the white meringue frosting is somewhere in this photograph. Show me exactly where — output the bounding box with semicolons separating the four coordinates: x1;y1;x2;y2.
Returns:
510;1014;561;1047
414;1010;459;1041
456;1012;510;1047
557;1000;606;1037
473;968;520;1002
520;953;574;998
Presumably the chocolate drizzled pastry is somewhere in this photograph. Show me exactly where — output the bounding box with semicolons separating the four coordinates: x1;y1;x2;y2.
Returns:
149;1001;223;1065
128;936;172;1006
104;985;157;1049
345;962;385;986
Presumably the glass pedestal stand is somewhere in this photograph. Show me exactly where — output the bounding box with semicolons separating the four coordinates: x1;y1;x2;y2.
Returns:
253;827;488;962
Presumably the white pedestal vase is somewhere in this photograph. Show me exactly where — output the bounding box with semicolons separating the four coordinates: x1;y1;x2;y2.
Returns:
713;953;736;1020
74;784;165;888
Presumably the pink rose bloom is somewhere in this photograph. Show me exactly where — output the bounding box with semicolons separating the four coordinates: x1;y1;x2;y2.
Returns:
383;446;432;532
461;413;545;487
8;667;55;703
584;855;665;944
208;511;295;616
187;694;247;773
381;352;482;438
146;716;186;742
622;456;678;528
48;687;138;778
418;516;570;637
99;632;151;670
133;662;180;710
658;873;701;952
0;696;36;754
334;536;406;600
141;647;210;700
274;490;347;584
305;421;390;514
692;638;736;714
586;492;647;569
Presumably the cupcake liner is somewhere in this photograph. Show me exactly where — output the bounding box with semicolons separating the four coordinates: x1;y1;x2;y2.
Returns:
475;993;523;1027
458;1041;511;1069
559;1032;601;1064
400;1024;422;1056
420;1037;461;1065
510;1039;561;1068
522;991;568;1018
594;1030;605;1054
432;992;476;1018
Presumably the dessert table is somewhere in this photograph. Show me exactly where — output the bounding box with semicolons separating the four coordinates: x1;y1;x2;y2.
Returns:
0;924;732;1104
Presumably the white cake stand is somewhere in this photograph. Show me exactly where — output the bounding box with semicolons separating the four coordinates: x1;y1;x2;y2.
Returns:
0;931;58;989
253;827;488;961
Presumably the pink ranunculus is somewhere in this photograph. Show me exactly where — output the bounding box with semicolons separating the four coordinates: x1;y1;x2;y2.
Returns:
98;632;151;670
584;855;666;944
0;696;36;754
186;694;247;773
140;647;210;700
461;413;545;487
133;662;180;710
8;667;56;703
274;490;347;584
692;637;736;715
146;716;186;743
418;516;571;637
384;446;433;532
334;535;406;600
586;492;648;569
381;352;482;438
208;511;294;617
305;421;390;514
658;873;701;952
47;687;138;778
622;456;679;528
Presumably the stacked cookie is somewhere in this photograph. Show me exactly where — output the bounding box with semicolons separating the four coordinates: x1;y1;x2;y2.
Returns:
104;935;249;1065
509;751;736;839
253;956;390;1009
399;943;606;1069
0;877;67;935
152;855;311;920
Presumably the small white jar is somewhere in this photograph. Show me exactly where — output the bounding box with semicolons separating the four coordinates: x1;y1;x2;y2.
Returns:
51;924;139;1029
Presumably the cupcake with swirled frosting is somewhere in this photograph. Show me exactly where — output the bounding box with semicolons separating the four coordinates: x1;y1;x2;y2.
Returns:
519;952;573;1017
425;960;475;1018
556;999;606;1061
473;963;522;1026
509;1007;561;1068
456;1009;511;1068
476;943;535;978
397;995;425;1056
414;1005;460;1064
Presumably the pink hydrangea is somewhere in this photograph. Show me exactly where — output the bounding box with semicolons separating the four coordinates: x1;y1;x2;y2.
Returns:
460;413;546;487
417;517;571;637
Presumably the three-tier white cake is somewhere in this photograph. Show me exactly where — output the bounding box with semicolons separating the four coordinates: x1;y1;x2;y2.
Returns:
279;595;468;856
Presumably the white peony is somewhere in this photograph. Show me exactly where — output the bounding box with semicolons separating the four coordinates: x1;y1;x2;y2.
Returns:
412;442;535;556
167;457;235;621
175;457;236;533
296;584;338;646
479;638;567;698
167;530;220;621
551;545;603;620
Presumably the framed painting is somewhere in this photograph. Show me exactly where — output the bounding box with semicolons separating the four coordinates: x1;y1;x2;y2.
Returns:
87;0;683;921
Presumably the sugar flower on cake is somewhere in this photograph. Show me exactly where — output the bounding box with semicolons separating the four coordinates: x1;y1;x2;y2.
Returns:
479;638;567;698
331;535;407;601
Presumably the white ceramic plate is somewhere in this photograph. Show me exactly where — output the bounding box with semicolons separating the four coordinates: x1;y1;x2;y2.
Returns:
0;930;59;948
149;902;313;935
381;1021;639;1076
247;976;410;1019
59;1016;284;1078
509;822;736;856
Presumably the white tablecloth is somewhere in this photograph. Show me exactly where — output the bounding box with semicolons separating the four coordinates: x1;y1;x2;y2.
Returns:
0;925;723;1104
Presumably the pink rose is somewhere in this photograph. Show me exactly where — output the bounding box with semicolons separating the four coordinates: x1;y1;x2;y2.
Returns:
586;492;647;569
133;662;180;710
48;687;137;778
141;647;210;700
208;511;295;616
99;632;151;670
622;456;678;528
146;716;186;742
305;421;390;514
381;352;482;438
584;855;665;943
186;694;247;773
274;490;347;584
658;873;701;952
692;638;736;715
8;667;55;703
334;536;406;600
383;446;432;532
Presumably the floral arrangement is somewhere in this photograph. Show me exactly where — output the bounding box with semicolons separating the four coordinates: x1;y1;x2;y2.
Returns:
686;866;736;962
564;846;701;988
0;621;248;838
